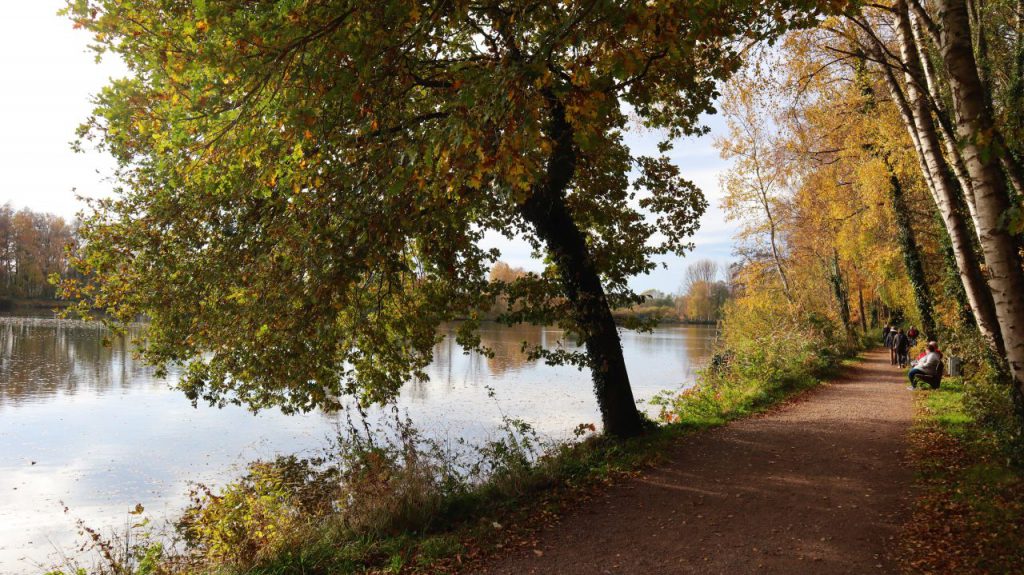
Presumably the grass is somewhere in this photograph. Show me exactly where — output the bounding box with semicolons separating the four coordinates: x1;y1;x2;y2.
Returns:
897;377;1024;574
920;379;972;433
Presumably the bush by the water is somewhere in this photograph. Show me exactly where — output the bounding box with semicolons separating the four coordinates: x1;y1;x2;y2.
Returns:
176;411;531;570
50;407;626;575
651;296;855;427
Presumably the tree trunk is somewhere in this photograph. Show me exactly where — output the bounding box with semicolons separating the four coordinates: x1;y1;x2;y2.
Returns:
1000;152;1024;199
938;212;977;328
762;194;794;304
858;285;868;334
886;158;938;339
828;250;852;334
874;5;1005;354
909;12;984;239
936;0;1024;394
519;96;644;438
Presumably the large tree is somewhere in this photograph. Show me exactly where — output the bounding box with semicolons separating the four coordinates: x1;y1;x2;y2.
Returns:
64;0;830;437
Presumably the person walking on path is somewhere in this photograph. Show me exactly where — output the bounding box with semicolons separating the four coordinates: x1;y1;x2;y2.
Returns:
894;329;910;368
909;342;942;389
885;326;898;366
906;326;919;347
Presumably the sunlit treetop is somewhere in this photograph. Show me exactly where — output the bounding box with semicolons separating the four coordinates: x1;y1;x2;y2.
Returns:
63;0;843;415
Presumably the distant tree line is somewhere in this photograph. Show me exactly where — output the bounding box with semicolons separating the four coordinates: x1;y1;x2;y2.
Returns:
625;260;731;324
486;259;732;324
485;261;531;319
0;204;77;302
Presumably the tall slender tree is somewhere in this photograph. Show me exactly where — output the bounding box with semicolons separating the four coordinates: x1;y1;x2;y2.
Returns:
885;157;937;338
931;0;1024;390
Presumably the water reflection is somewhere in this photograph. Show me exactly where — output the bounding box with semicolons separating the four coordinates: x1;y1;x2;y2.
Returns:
0;318;715;409
479;323;548;377
0;318;171;407
418;322;715;405
0;317;714;573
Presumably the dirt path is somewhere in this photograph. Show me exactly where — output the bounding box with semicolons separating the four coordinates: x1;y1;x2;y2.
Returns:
482;349;914;574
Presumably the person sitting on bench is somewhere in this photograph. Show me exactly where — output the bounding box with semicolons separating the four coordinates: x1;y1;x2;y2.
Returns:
908;341;942;390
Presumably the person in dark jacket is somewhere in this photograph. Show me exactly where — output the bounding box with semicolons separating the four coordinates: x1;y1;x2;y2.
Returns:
894;328;910;368
885;327;898;365
882;325;891;344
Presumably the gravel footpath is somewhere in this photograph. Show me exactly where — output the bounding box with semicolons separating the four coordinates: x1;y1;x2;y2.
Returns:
481;348;913;574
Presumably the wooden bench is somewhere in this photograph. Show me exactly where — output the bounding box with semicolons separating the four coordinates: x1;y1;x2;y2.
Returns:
912;360;944;390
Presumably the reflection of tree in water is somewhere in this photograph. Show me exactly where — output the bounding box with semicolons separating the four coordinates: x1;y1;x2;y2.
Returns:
0;318;716;407
406;324;554;403
479;323;548;377
0;318;172;406
407;326;488;402
414;324;717;400
622;325;717;366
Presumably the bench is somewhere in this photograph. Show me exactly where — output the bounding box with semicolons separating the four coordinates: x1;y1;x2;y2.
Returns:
912;360;944;390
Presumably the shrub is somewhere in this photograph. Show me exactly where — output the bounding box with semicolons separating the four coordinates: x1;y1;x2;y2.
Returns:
333;422;457;536
170;407;551;572
651;295;854;427
45;511;169;575
939;327;1024;460
178;456;335;565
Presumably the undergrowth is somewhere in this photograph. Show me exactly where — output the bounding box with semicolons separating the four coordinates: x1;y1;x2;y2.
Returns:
898;377;1024;574
47;414;680;575
650;300;856;427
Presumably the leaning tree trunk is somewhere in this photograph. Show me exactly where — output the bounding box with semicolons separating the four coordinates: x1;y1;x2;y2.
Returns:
519;97;644;438
886;158;938;339
936;0;1024;397
937;212;977;328
908;12;983;241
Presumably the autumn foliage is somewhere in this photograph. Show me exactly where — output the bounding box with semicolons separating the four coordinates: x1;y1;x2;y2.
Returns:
0;205;77;303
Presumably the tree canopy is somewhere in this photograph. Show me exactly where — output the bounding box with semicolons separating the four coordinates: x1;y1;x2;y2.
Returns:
64;0;837;435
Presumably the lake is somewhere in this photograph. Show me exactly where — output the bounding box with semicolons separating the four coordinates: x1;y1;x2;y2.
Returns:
0;315;715;572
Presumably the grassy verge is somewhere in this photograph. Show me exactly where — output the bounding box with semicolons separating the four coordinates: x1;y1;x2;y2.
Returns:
50;349;858;575
897;378;1024;574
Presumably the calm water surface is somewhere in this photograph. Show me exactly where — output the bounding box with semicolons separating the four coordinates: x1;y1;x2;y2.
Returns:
0;316;714;572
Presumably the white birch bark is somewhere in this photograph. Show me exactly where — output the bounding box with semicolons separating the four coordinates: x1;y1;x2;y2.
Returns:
908;11;983;237
869;4;1006;355
935;0;1024;389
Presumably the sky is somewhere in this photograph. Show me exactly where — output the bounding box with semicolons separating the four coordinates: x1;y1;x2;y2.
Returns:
0;1;736;295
